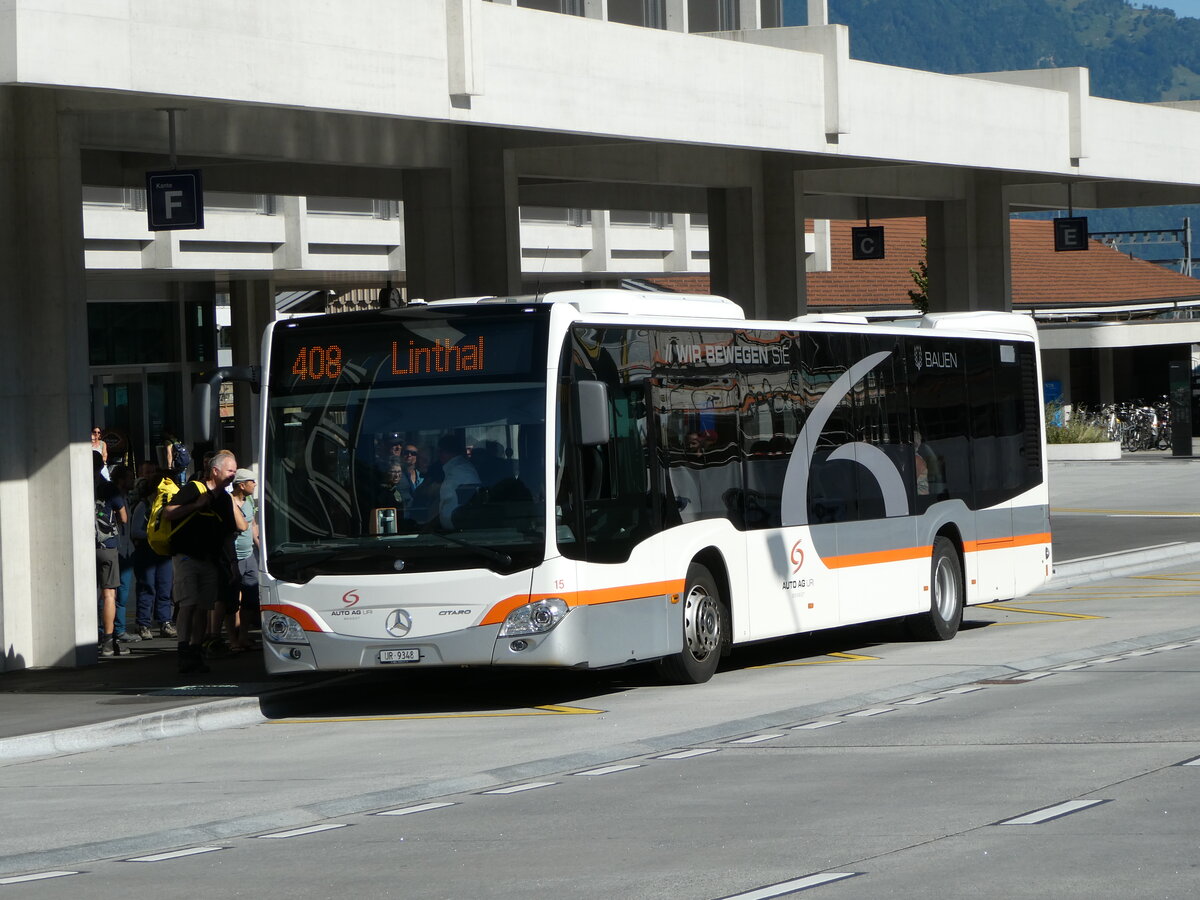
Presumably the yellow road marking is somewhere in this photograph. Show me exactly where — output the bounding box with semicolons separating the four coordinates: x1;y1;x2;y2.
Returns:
271;704;605;725
986;619;1065;627
754;651;880;668
976;603;1103;620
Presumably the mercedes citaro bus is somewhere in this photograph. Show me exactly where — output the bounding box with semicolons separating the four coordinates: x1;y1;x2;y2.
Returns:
215;289;1049;683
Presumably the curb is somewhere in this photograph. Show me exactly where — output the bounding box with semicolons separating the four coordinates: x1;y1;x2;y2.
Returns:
1050;541;1200;589
0;696;267;763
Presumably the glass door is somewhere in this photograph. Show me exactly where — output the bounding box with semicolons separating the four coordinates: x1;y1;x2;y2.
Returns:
93;374;145;470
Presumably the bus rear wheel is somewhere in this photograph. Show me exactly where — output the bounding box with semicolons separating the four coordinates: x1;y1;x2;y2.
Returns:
906;536;963;641
657;563;727;684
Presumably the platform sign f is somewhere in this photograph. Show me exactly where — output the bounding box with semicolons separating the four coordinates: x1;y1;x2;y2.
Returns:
146;169;204;231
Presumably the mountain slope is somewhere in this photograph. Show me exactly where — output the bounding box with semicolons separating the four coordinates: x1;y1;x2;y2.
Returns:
783;0;1200;102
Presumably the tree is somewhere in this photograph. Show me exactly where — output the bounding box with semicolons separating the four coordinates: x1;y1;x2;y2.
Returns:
908;239;929;314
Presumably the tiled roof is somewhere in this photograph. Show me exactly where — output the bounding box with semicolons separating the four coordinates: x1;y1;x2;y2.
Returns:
650;218;1200;310
806;218;1200;310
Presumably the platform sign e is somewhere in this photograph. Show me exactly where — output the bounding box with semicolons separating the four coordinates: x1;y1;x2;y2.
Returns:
1053;216;1089;252
146;169;204;231
851;225;885;260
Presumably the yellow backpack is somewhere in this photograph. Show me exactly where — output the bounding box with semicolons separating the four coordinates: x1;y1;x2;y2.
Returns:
146;477;208;555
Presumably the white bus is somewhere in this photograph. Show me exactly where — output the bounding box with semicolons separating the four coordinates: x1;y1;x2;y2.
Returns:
250;289;1050;683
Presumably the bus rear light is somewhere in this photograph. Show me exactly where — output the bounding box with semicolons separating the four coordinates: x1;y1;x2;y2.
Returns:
265;612;310;644
498;597;569;637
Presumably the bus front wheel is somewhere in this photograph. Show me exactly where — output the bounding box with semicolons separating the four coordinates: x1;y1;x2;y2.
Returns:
907;536;963;641
657;563;727;684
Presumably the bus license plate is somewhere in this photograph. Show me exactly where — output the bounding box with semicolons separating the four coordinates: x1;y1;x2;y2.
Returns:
378;648;420;664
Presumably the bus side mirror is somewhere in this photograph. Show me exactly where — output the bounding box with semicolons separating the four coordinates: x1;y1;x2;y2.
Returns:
574;380;610;446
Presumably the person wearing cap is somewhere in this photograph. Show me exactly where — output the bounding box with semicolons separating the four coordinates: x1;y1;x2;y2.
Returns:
229;467;260;651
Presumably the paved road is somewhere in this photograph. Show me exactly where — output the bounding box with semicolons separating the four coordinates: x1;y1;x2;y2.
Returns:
1048;457;1200;564
36;640;1198;900
3;563;1200;897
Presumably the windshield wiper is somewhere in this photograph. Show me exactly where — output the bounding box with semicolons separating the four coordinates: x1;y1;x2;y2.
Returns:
427;531;513;569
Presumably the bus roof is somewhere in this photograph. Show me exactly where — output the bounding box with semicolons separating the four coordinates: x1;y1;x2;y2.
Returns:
420;289;1036;339
425;289;746;320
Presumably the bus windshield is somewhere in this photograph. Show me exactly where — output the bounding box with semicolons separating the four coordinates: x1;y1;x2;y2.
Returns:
263;307;549;583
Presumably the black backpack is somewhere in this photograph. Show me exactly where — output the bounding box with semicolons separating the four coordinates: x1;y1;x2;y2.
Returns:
172;441;191;472
95;495;118;547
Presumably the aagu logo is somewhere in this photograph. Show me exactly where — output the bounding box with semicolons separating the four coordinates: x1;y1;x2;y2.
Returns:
342;590;360;607
790;539;806;573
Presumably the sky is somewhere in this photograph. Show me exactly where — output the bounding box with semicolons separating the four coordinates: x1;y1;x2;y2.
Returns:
1144;1;1200;17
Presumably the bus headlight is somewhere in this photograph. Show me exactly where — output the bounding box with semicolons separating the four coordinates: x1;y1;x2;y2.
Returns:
498;597;570;637
264;612;310;644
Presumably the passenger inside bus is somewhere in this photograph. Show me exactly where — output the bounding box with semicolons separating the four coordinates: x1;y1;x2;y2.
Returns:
433;433;482;529
913;428;944;498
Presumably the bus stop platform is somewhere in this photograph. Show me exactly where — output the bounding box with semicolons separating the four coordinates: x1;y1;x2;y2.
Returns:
1;447;1197;761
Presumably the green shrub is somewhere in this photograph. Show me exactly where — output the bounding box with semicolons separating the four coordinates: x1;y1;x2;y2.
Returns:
1044;402;1109;444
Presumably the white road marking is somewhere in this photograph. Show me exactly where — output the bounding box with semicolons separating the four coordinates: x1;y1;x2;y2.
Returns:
719;871;860;898
791;720;841;729
896;695;941;705
1090;656;1124;664
375;802;457;817
258;824;348;839
0;872;79;885
126;847;224;862
1053;663;1090;671
997;799;1109;825
727;733;784;744
482;781;557;795
1011;672;1052;681
572;764;642;776
1156;643;1188;650
846;708;894;717
1122;649;1157;657
941;686;984;694
656;748;719;759
1178;756;1200;767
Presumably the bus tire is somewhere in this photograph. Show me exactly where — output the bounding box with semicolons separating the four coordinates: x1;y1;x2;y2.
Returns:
907;536;963;641
657;563;727;684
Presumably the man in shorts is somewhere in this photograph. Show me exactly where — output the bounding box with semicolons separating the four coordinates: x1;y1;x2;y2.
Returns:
95;462;128;658
164;449;247;673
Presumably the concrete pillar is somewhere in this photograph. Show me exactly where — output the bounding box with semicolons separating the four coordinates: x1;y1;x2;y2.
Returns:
664;0;688;32
761;155;807;319
403;128;521;300
584;209;612;272
707;186;762;315
466;128;523;296
1098;347;1116;404
667;212;693;271
925;173;1013;312
0;88;94;670
229;279;274;469
739;0;761;29
402;167;467;301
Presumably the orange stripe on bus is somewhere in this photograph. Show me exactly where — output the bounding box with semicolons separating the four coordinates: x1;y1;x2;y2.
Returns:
261;603;326;632
480;579;686;627
964;532;1052;553
822;545;932;569
822;532;1051;570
